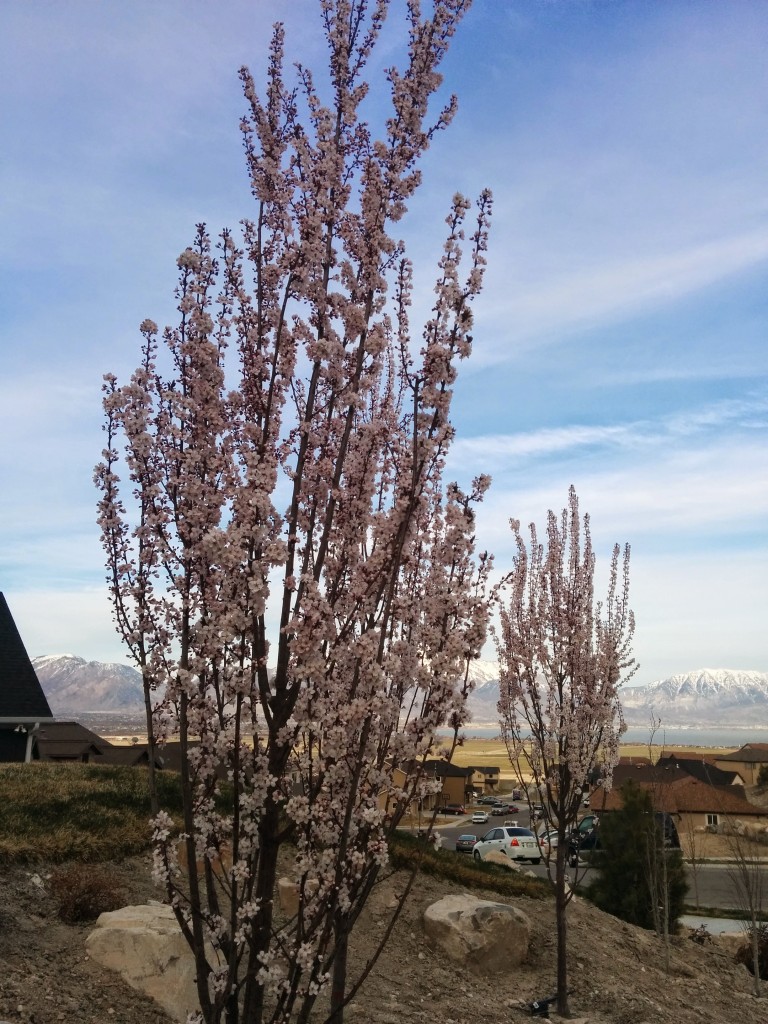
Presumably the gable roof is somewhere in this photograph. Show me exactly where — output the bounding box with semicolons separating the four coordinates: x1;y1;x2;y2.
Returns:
33;721;113;761
590;777;763;817
423;759;473;779
716;744;768;764
656;754;742;787
0;592;53;721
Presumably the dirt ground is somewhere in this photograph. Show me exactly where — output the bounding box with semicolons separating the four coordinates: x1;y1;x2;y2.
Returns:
0;851;766;1024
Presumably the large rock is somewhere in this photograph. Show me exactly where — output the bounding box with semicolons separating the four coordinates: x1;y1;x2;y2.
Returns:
86;904;201;1022
422;894;531;972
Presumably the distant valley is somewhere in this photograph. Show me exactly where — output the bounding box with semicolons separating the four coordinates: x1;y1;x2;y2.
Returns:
32;654;768;731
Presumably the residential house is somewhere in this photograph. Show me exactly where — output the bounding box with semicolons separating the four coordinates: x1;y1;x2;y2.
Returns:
34;721;112;763
589;771;768;836
0;592;55;762
466;765;501;796
714;743;768;787
421;759;474;810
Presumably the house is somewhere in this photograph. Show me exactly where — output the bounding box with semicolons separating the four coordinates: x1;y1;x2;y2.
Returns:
589;773;768;836
421;759;474;810
713;743;768;787
466;765;501;795
667;777;768;836
0;592;55;762
33;721;113;763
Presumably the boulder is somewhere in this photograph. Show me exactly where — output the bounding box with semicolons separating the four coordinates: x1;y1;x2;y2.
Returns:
423;894;531;972
277;876;320;918
485;850;519;870
86;904;201;1023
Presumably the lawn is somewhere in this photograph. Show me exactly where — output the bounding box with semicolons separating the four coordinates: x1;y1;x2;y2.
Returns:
0;762;185;863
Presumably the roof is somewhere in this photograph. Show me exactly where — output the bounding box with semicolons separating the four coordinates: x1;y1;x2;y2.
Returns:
657;750;718;765
668;778;761;816
467;765;500;775
609;763;688;789
0;592;54;721
715;744;768;764
99;744;154;767
34;721;113;760
656;754;741;787
590;777;764;817
423;759;473;778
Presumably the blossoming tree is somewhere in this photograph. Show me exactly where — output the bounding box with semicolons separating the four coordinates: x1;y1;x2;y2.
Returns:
494;486;635;1017
95;2;492;1022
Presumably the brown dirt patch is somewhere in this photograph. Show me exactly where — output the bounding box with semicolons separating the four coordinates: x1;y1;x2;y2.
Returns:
1;853;766;1023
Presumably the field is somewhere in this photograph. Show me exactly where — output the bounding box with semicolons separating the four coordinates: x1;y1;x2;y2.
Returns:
449;737;735;784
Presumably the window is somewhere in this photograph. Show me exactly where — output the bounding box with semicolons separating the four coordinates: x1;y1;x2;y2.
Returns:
706;813;719;827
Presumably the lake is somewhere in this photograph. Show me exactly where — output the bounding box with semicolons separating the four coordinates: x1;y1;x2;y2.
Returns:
449;725;768;749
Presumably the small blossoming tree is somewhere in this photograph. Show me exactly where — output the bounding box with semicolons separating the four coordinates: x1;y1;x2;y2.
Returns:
494;486;635;1017
95;2;491;1023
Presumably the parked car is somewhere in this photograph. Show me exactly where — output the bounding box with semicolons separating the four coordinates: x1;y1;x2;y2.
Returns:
492;803;520;815
471;811;489;824
455;834;478;853
656;812;681;849
473;826;542;865
567;827;601;867
441;803;466;816
537;826;570;849
575;813;598;834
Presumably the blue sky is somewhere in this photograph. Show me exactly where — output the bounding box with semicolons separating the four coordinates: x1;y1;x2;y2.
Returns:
1;0;766;687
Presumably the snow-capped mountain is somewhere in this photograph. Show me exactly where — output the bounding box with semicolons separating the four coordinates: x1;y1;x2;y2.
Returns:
31;654;145;713
465;659;502;724
28;654;768;729
462;663;768;729
620;669;768;727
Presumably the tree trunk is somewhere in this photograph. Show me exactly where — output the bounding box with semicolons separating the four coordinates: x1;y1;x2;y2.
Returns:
141;667;159;817
328;925;348;1024
555;844;570;1016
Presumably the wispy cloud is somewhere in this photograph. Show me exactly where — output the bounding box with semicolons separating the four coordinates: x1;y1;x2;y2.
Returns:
450;393;768;469
475;228;768;365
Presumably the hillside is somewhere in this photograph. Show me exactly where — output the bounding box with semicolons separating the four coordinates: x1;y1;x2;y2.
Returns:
0;850;763;1023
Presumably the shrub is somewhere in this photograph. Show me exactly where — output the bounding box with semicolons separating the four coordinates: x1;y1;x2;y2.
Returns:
389;832;549;900
49;863;126;923
735;924;768;979
586;781;688;932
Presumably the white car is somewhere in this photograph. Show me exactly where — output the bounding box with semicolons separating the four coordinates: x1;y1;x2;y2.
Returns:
472;826;542;865
471;811;489;824
537;827;570;849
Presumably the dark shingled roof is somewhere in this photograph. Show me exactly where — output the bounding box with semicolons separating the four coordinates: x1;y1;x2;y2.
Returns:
34;721;112;761
656;754;742;787
0;592;53;720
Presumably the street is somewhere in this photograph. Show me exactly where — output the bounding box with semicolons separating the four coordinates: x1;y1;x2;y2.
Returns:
426;811;764;912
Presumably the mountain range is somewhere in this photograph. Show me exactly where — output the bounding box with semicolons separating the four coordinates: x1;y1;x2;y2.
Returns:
30;654;768;728
31;654;147;714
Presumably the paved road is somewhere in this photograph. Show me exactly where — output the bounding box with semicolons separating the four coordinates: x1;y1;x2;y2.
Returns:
427;812;764;911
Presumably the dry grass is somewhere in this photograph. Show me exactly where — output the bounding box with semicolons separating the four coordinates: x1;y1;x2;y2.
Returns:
49;862;128;922
0;763;185;864
449;737;735;776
